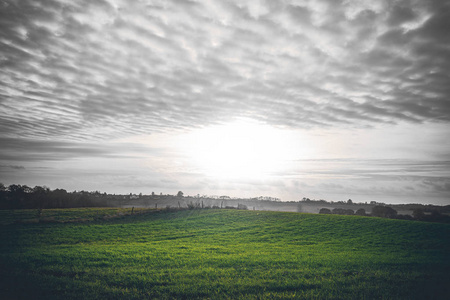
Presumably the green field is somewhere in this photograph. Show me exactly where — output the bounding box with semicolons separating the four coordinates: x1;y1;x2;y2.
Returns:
1;208;449;299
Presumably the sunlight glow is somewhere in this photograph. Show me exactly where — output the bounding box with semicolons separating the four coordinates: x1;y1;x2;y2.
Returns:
180;119;308;180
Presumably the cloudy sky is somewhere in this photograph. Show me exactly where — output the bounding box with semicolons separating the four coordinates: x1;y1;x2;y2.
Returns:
1;0;449;205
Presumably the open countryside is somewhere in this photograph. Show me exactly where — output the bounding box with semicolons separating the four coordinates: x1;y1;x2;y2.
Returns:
1;206;449;299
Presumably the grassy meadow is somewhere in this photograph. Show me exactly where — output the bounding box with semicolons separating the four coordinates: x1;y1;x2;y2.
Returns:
0;208;449;299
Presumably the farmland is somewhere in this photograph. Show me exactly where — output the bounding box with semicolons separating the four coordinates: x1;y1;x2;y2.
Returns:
1;208;449;299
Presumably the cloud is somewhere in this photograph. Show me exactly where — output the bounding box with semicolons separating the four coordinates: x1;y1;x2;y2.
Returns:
275;157;450;203
0;165;25;170
0;0;449;204
0;136;160;162
1;0;450;142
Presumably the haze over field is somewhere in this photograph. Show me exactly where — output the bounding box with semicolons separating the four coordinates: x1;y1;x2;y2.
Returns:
1;0;449;205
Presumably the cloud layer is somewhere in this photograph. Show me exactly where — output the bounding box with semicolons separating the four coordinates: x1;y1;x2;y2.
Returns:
1;0;450;140
1;0;449;204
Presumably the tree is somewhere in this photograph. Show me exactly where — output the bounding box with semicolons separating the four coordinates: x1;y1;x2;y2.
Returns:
371;206;397;218
33;185;49;195
332;208;354;215
347;199;353;204
355;208;366;216
319;208;331;214
412;209;425;220
177;191;184;197
8;184;24;194
237;203;248;210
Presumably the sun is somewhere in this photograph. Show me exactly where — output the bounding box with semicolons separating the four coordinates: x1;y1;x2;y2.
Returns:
179;119;301;180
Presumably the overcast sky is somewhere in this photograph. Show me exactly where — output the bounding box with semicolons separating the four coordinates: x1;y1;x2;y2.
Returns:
1;0;449;205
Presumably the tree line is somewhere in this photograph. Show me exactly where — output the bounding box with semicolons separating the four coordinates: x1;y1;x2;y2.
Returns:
1;183;449;224
0;183;113;209
319;205;450;223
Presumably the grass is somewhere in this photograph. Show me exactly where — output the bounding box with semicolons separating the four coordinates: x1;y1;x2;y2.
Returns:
0;208;449;299
0;207;156;225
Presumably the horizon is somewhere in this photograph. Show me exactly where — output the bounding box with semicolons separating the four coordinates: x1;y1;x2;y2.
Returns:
1;0;449;206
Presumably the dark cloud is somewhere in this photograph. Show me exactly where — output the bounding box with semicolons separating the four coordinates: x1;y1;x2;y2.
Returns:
0;165;25;170
387;3;418;26
0;137;160;162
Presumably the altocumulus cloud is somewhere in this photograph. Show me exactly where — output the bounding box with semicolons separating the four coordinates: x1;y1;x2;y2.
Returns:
1;0;450;203
1;0;450;140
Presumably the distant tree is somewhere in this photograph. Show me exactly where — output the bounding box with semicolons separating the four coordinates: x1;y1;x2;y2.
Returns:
371;206;397;218
347;199;353;204
8;184;24;194
187;201;200;209
319;208;331;214
412;209;425;220
237;203;248;210
332;208;354;215
177;191;184;197
32;185;50;208
0;183;7;209
396;214;414;221
7;184;26;208
355;208;366;216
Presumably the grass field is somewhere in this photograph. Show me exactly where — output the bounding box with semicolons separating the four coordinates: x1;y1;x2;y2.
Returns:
1;208;449;299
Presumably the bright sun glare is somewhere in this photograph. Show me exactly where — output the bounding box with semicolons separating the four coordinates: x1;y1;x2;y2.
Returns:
180;119;303;180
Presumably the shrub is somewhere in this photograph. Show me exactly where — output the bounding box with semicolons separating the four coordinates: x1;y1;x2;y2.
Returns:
187;202;201;209
332;208;354;215
412;209;425;220
355;208;366;216
237;203;248;210
319;208;331;214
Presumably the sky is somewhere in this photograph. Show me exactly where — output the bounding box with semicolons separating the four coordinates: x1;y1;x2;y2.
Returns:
1;0;450;205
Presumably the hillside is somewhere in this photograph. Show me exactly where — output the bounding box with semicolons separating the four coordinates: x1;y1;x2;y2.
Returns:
1;209;449;299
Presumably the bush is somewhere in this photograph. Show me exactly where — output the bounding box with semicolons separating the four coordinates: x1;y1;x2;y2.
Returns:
237;203;248;210
395;214;413;220
187;201;201;209
355;208;366;216
412;209;425;220
319;208;331;214
332;208;354;215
